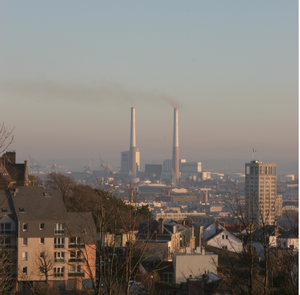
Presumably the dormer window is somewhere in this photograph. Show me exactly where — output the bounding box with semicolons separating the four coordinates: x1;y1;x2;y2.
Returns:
23;223;28;232
54;223;65;235
43;192;51;197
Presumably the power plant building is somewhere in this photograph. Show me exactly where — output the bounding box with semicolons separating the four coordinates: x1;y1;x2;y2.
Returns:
121;149;140;173
180;162;202;179
162;159;172;172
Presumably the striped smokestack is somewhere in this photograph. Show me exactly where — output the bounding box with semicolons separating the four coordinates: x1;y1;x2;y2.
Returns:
129;107;136;176
172;108;179;182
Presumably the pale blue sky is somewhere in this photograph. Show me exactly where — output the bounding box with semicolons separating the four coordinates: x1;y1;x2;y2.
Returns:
0;1;298;164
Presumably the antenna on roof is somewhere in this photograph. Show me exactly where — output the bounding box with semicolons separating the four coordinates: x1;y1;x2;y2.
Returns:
252;149;256;160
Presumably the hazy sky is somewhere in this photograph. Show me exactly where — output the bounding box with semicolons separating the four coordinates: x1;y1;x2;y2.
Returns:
1;1;298;164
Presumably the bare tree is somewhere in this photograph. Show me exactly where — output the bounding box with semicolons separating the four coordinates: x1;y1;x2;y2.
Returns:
44;172;76;203
34;247;53;286
63;183;162;295
211;185;298;295
0;244;15;294
0;123;14;155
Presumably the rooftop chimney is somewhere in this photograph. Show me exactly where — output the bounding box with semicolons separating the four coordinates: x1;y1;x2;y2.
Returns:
129;107;136;177
172;108;179;182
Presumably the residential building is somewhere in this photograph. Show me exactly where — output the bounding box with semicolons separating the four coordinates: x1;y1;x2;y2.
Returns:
136;219;194;260
205;229;243;253
276;228;298;250
0;151;31;188
173;251;218;284
245;160;277;225
0;187;96;292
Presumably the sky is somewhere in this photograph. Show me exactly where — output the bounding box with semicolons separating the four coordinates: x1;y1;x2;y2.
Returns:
0;1;298;169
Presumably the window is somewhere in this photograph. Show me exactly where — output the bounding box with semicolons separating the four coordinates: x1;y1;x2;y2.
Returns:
69;265;82;273
1;238;11;245
40;238;45;244
19;208;25;213
54;266;64;277
22;267;27;275
69;236;82;246
55;252;65;262
1;208;7;213
22;252;28;261
54;223;65;235
160;273;173;283
70;251;76;258
40;252;45;258
23;238;28;246
222;246;228;250
23;223;28;232
40;223;45;230
226;235;228;239
222;235;224;240
54;237;65;248
0;223;11;232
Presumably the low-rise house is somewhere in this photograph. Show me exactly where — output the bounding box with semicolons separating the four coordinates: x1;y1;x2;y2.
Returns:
136;219;181;260
203;220;225;241
0;151;30;189
104;229;138;247
205;229;243;253
173;251;218;284
139;248;218;285
186;272;226;295
0;187;96;292
277;228;298;249
136;219;195;260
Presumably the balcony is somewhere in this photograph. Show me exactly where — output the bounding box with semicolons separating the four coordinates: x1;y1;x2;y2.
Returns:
54;230;65;235
1;245;17;250
68;272;85;277
54;273;65;277
68;258;85;263
69;244;85;249
0;230;16;235
54;258;65;263
54;244;65;249
3;258;17;264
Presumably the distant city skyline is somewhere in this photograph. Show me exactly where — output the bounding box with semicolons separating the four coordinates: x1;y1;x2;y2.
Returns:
1;1;297;163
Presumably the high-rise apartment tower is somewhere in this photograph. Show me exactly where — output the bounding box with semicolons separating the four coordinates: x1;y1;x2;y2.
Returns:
245;160;277;225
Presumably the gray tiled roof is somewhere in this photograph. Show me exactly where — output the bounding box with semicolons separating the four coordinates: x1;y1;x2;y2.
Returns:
12;186;67;222
67;212;96;244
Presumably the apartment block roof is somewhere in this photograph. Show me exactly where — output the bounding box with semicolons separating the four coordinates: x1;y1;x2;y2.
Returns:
11;186;67;222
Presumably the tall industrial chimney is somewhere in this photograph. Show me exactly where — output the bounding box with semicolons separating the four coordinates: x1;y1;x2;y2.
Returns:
172;108;179;182
129;107;136;177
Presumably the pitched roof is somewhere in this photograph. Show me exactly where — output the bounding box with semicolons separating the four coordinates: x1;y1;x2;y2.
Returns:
67;212;96;244
206;229;242;244
278;228;298;239
11;186;68;221
6;164;27;183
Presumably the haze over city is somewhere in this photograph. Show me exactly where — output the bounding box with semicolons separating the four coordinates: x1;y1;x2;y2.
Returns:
1;1;298;173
